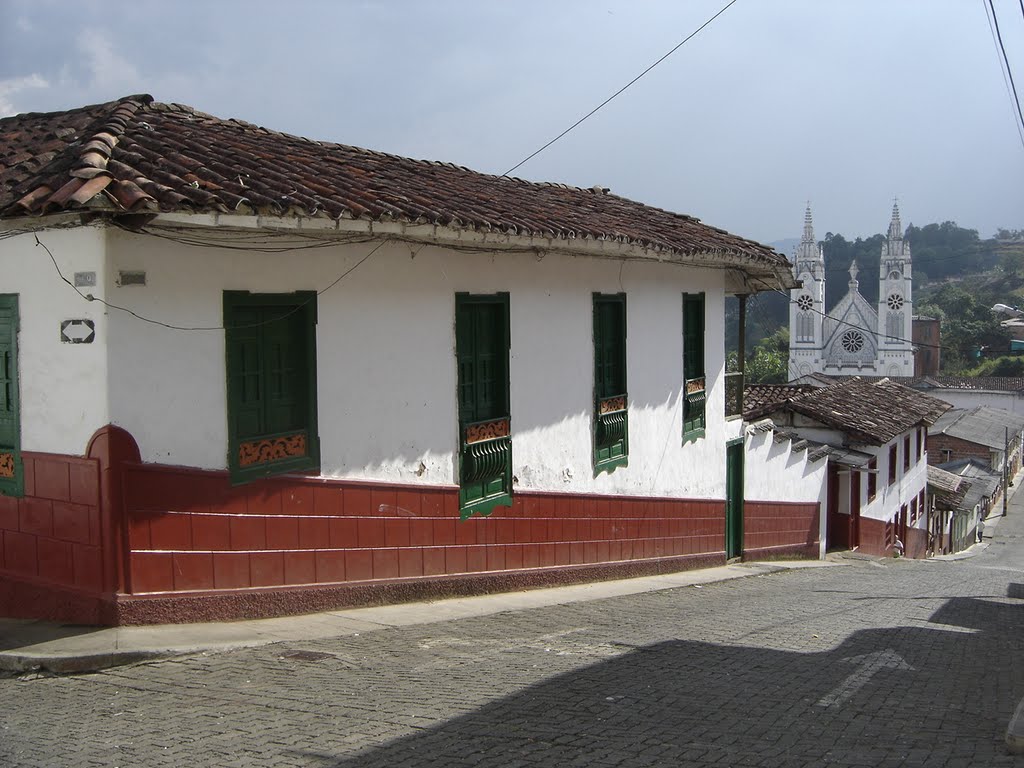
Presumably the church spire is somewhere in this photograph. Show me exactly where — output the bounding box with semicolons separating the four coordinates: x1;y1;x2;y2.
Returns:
888;199;902;242
802;202;815;244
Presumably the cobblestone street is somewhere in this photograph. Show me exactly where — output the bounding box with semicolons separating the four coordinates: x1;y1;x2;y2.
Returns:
4;519;1024;767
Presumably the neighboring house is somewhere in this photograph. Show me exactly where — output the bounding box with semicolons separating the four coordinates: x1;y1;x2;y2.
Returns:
926;465;972;555
927;406;1024;480
787;204;914;380
933;459;1002;552
0;95;799;625
745;378;950;558
793;374;1024;416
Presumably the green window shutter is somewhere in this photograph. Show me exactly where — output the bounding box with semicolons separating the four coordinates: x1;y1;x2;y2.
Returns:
456;293;512;519
225;292;319;483
683;292;706;441
593;293;628;474
0;296;22;497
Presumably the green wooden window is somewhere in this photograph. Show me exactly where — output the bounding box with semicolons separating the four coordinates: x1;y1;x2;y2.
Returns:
683;292;706;441
0;296;22;497
593;293;628;474
224;291;319;483
456;293;512;518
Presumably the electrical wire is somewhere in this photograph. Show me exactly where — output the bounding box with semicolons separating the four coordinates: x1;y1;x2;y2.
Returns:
986;0;1024;149
500;0;739;177
35;234;385;332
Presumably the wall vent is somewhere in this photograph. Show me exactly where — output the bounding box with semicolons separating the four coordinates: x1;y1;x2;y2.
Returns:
117;270;147;287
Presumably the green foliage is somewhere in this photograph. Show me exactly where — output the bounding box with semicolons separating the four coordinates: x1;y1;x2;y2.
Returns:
921;284;1010;373
965;356;1024;377
746;347;787;384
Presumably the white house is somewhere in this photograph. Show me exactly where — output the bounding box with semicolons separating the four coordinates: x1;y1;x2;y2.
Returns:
745;378;950;558
0;95;803;625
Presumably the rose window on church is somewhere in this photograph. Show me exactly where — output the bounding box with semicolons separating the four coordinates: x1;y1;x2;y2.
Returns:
841;330;865;353
887;293;904;311
797;294;813;311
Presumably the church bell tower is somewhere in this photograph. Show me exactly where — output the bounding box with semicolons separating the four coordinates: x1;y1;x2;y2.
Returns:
788;204;825;379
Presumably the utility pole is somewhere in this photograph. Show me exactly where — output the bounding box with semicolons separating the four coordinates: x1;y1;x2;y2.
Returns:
1004;425;1009;517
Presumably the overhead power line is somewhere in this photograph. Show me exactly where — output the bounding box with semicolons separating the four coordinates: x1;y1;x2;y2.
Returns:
986;0;1024;149
501;0;740;177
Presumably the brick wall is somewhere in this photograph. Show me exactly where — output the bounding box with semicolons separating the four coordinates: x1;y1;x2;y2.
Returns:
927;434;992;467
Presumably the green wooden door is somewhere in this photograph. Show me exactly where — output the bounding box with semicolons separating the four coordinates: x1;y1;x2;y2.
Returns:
726;440;744;559
0;296;21;497
456;293;512;518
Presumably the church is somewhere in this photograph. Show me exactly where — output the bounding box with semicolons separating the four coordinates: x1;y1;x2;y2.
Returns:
788;203;914;380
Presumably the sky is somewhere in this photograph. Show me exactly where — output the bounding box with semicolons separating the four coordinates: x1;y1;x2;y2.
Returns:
1;0;1023;246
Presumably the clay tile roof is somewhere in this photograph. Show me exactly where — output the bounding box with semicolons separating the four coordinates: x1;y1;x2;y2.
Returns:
743;384;814;415
746;377;952;445
1;95;792;283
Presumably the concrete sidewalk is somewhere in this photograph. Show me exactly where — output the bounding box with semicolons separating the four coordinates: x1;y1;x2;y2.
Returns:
0;559;840;675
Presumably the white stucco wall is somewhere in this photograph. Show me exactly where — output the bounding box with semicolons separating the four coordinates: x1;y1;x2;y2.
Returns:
925;389;1024;415
103;228;732;499
0;226;110;455
743;429;827;505
853;429;928;528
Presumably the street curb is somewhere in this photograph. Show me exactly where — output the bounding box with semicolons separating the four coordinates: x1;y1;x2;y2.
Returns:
0;649;180;676
0;560;845;675
1007;696;1024;754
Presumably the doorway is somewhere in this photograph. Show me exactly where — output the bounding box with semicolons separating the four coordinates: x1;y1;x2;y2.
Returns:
726;440;744;559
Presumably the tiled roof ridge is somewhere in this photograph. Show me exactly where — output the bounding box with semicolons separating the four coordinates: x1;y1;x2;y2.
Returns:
7;94;155;215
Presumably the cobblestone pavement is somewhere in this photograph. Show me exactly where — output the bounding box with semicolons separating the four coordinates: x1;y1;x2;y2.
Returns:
4;524;1024;767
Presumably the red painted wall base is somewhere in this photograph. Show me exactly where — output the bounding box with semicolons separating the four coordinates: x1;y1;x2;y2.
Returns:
1;426;823;626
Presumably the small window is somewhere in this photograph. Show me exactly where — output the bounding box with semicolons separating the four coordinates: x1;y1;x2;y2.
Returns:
683;292;706;441
225;291;319;483
903;435;911;471
0;295;22;497
593;293;628;474
917;428;924;461
888;443;898;485
867;457;877;501
456;293;512;517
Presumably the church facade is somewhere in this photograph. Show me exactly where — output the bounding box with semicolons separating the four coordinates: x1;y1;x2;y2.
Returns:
788;204;914;380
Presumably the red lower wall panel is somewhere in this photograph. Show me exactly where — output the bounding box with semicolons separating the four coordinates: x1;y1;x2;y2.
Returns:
742;500;819;559
2;445;827;625
0;452;104;621
122;463;728;621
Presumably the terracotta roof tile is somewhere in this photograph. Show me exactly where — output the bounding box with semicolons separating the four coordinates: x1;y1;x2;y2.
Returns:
747;377;951;445
1;94;792;282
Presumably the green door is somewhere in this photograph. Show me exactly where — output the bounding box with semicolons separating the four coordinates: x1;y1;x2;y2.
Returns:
456;293;512;518
0;296;21;497
726;440;744;559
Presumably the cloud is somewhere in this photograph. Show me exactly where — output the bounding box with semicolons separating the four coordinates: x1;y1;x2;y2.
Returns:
0;74;49;117
77;28;142;93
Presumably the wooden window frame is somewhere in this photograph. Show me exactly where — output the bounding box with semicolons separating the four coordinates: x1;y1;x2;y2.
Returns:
866;457;878;501
888;443;898;486
593;293;628;475
224;291;320;484
455;293;512;518
903;434;912;472
0;295;22;498
683;292;706;442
